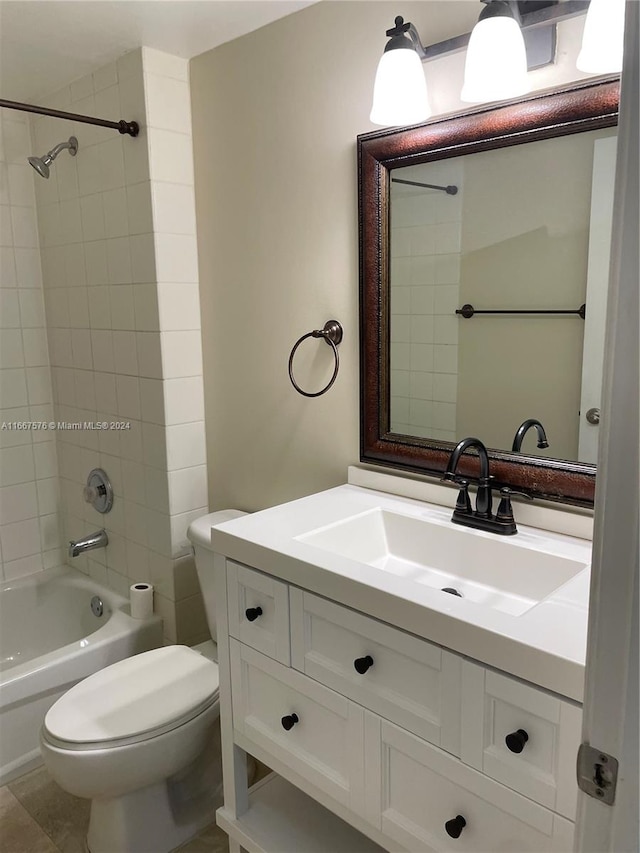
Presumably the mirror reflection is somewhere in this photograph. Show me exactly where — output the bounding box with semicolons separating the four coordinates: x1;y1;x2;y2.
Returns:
389;126;617;465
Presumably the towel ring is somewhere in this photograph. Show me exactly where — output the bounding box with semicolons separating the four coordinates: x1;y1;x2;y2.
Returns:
288;320;343;398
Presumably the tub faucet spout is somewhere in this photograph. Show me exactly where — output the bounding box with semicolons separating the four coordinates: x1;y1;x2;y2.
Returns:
68;529;108;558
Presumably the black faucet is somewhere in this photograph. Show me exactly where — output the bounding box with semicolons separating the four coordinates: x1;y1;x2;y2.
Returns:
442;437;531;535
512;419;549;452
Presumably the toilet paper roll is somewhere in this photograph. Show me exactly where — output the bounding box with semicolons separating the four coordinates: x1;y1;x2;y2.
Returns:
130;583;154;619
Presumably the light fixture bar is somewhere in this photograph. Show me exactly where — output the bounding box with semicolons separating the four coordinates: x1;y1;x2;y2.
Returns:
417;0;589;62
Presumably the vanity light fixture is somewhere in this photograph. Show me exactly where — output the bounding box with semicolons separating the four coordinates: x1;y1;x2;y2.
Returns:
461;1;529;103
576;0;625;73
370;1;592;127
370;16;431;127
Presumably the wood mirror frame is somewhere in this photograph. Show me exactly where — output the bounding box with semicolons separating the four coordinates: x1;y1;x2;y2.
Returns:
358;77;619;507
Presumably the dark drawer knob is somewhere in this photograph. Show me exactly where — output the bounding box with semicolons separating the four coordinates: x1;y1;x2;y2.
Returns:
245;606;263;622
444;815;466;839
505;728;529;753
281;713;299;731
354;655;374;674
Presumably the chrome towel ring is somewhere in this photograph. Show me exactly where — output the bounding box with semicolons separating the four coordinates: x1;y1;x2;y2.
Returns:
288;320;343;398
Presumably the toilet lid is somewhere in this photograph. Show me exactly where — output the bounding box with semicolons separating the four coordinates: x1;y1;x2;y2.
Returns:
44;646;219;746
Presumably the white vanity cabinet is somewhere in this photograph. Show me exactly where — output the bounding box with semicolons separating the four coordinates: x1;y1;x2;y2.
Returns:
218;560;582;853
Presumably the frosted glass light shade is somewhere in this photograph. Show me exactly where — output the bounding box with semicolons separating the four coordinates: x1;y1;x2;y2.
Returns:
461;16;529;103
370;48;431;126
577;0;625;73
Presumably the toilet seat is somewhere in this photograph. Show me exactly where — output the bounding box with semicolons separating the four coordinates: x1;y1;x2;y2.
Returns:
43;645;219;751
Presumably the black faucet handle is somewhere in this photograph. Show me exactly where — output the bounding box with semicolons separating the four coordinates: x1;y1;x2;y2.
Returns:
454;480;472;515
496;487;533;524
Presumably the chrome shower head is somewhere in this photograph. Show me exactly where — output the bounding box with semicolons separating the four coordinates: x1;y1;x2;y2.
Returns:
28;136;78;179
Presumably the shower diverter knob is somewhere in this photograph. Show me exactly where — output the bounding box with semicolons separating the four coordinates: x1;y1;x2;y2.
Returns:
84;469;113;514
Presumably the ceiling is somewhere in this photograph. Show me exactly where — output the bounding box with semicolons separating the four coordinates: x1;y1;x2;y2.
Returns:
0;0;316;101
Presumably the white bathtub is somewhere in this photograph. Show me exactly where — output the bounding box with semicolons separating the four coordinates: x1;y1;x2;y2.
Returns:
0;566;163;785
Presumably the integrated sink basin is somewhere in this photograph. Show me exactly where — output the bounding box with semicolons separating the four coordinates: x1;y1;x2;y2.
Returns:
297;508;588;616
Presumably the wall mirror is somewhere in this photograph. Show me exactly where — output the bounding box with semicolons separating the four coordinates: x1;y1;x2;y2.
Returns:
358;77;619;506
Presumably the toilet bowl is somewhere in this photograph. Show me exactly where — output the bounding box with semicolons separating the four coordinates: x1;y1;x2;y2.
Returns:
40;510;247;853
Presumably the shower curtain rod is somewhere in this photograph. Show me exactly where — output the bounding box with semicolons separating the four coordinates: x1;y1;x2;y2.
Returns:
391;178;458;195
0;98;139;137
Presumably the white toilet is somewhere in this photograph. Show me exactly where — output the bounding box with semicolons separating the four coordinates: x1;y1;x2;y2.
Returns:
40;510;246;853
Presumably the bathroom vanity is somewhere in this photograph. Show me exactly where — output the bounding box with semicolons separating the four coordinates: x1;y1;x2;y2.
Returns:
211;471;591;853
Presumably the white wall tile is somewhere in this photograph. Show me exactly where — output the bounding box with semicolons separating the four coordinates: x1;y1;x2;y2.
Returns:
0;289;20;327
0;368;28;407
94;371;118;415
1;516;42;560
148;130;194;185
8;165;35;207
136;332;162;379
0;328;24;368
116;374;141;419
19;289;45;327
126;182;153;235
80;194;105;242
11;207;39;247
169;506;208;559
163;377;204;425
106;237;132;285
88;286;111;329
154;234;198;283
167;465;207;515
103;188;129;238
0;247;17;287
144;465;169;513
113;330;138;375
15;248;43;289
145;75;191;133
130;234;156;283
157;283;200;332
84;240;109;286
26;366;53;404
90;330;114;372
151;182;196;235
166;422;206;471
110;285;135;330
0;482;38;524
68;286;90;328
0;444;35;486
139;378;164;424
34;441;57;478
161;331;202;379
142;48;188;81
142;421;166;469
133;284;159;331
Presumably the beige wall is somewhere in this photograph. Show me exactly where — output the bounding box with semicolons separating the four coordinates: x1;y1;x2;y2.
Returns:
191;2;597;513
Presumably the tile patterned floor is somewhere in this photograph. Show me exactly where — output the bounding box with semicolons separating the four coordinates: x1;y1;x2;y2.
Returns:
0;765;230;853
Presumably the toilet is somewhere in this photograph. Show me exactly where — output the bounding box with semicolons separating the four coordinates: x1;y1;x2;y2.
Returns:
40;510;246;853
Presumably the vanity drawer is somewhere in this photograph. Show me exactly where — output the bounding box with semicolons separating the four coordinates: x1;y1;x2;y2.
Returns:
290;589;462;754
227;561;290;664
229;639;366;817
460;662;581;820
365;714;574;853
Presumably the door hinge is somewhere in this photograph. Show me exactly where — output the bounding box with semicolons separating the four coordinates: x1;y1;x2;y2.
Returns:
577;743;619;805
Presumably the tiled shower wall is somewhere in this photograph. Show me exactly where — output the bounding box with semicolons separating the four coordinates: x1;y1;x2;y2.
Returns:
389;159;464;441
0;112;62;579
29;48;208;644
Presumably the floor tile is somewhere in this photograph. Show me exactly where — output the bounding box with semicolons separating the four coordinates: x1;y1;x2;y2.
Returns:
8;765;90;853
0;785;58;853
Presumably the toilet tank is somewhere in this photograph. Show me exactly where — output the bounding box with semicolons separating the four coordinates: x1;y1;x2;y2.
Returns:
187;510;247;642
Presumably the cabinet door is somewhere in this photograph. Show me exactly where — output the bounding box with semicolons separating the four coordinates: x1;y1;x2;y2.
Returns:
227;561;290;664
460;661;581;820
230;639;366;818
290;588;462;754
365;714;575;853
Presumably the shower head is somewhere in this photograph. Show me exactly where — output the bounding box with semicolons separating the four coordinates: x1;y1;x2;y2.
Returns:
28;136;78;179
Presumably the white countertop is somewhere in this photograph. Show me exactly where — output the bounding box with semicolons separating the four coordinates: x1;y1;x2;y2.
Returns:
211;484;591;703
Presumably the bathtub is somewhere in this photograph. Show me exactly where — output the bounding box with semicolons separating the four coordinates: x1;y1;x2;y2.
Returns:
0;565;163;785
